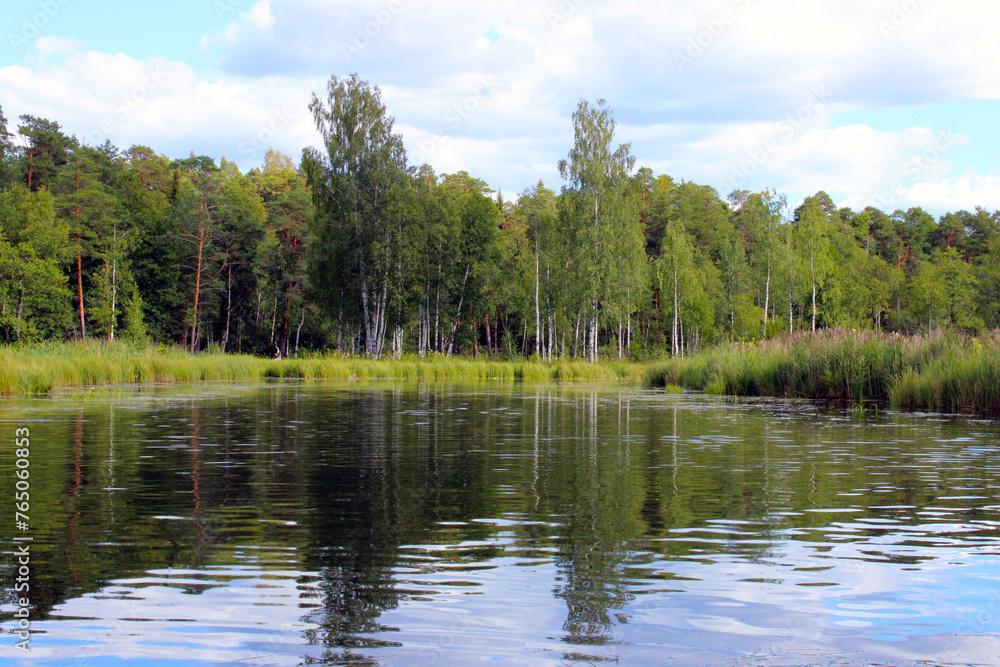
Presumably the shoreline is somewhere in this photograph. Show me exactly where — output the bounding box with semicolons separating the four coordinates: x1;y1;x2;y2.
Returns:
3;330;998;416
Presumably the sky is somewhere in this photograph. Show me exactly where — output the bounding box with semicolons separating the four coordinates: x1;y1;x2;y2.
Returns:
1;0;998;216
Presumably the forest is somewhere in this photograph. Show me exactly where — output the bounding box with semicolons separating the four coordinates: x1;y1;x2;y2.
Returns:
1;74;998;361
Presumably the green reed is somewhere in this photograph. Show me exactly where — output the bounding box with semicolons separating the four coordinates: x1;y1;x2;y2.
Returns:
644;329;1000;414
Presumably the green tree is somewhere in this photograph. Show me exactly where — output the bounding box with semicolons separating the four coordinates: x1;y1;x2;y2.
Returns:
518;181;561;359
912;247;983;332
825;249;892;330
657;222;694;355
170;156;225;352
0;186;73;341
18;115;71;192
53;146;120;340
0;105;13;188
558;99;636;362
961;207;1000;260
736;189;786;337
250;149;314;357
120;146;182;344
303;75;410;358
214;163;267;353
975;235;1000;329
793;195;833;331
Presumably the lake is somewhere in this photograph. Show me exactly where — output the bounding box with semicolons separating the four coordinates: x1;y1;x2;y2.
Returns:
1;381;999;666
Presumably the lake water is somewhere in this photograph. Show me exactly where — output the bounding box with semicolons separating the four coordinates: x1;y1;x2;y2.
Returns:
1;381;999;666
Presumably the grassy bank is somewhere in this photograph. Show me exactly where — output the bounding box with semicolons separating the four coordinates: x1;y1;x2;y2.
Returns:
263;357;642;382
0;341;646;394
0;342;266;394
5;334;998;415
644;329;1000;414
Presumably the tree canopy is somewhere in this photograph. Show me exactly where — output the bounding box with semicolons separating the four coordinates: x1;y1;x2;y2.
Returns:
1;87;998;358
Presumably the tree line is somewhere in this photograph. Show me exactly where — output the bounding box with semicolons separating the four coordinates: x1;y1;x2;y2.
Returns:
1;76;998;359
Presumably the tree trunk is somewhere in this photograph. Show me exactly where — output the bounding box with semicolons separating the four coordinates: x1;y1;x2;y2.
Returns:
110;260;116;341
589;299;598;363
295;303;305;358
15;278;24;341
789;288;793;333
77;247;86;341
434;263;442;353
534;231;541;356
360;276;371;355
573;310;582;359
679;313;685;359
222;262;232;353
589;192;600;364
626;285;631;354
672;258;679;357
811;246;817;332
484;311;492;357
280;297;291;359
446;264;471;356
191;226;205;353
269;292;278;346
763;253;771;341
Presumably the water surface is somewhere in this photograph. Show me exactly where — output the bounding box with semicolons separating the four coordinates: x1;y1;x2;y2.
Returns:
1;382;998;665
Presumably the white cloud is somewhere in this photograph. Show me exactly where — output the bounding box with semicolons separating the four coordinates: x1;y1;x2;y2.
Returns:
0;44;319;171
851;172;1000;215
33;36;85;57
3;1;998;216
247;0;275;31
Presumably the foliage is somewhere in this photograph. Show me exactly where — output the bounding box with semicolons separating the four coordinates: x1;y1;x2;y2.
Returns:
645;328;1000;414
0;341;649;395
0;80;999;366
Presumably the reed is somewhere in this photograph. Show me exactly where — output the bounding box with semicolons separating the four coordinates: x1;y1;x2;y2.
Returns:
645;329;1000;414
6;334;994;415
891;341;1000;414
0;341;268;394
0;342;650;394
264;357;646;383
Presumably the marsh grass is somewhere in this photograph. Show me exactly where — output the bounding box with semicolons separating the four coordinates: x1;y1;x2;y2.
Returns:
264;356;645;383
5;334;995;415
0;342;648;394
0;340;267;394
644;329;1000;414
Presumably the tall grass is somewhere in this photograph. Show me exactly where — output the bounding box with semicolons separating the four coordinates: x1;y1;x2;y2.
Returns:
891;342;1000;414
0;340;266;394
644;329;1000;414
5;334;995;415
264;356;645;383
0;342;648;395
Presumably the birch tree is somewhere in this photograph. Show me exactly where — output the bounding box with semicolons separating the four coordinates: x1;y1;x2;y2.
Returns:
557;99;635;362
303;75;409;358
794;196;832;331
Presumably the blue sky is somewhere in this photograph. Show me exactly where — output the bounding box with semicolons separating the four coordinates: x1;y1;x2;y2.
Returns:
2;0;998;216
